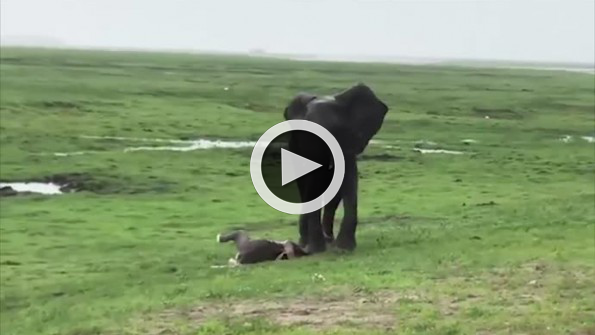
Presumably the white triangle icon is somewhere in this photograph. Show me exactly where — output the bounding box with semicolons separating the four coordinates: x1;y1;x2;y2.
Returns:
281;148;322;186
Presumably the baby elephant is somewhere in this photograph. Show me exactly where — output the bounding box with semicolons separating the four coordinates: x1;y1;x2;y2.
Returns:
217;230;308;265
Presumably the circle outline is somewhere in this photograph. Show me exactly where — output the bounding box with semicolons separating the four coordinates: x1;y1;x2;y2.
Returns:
250;120;345;215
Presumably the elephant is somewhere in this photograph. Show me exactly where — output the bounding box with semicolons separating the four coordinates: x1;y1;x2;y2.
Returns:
283;83;389;253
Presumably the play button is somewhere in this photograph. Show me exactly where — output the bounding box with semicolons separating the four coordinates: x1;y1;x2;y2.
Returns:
281;149;322;186
250;120;345;215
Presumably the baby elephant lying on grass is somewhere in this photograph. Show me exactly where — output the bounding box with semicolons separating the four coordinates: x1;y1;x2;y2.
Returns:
214;230;309;267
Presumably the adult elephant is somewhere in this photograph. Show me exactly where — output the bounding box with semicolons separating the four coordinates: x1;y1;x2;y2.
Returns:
283;83;389;253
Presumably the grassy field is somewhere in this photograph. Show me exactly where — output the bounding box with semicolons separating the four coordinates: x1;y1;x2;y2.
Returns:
0;47;594;335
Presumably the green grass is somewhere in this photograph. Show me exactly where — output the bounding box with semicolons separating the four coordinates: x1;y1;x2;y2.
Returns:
0;47;594;335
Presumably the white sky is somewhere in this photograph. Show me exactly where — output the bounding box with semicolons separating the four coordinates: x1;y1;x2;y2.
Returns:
1;0;594;63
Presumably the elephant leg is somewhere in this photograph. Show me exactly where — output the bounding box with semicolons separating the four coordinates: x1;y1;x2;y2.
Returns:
296;178;308;247
298;215;308;248
305;209;325;253
322;189;341;244
336;155;358;251
304;171;327;254
290;135;310;247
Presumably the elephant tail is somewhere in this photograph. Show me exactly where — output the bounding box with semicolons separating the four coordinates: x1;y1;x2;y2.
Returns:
217;230;250;249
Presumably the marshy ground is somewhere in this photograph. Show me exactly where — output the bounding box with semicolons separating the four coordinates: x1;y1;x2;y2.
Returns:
0;48;594;335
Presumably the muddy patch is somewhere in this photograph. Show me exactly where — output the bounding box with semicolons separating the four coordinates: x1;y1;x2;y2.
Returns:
413;140;439;149
411;140;468;155
0;186;19;197
43;173;100;193
138;290;400;333
462;139;478;145
473;107;523;119
0;173;171;196
0;173;94;196
38;100;83;109
359;153;403;162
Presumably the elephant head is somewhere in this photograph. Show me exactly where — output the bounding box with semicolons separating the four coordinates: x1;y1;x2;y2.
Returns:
334;83;389;154
283;93;317;120
284;83;389;155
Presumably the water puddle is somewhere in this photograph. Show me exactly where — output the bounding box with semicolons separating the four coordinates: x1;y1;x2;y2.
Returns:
80;135;191;144
53;151;97;157
43;136;262;156
413;148;464;155
42;135;480;157
560;135;573;143
559;135;595;143
0;182;63;195
382;145;400;149
124;139;258;152
461;139;478;144
34;133;595;158
1;172;167;197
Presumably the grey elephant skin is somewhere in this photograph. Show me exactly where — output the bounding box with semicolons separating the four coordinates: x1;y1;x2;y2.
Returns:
283;83;389;253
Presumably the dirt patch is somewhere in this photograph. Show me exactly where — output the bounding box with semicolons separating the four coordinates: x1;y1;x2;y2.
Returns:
141;290;401;333
131;262;594;334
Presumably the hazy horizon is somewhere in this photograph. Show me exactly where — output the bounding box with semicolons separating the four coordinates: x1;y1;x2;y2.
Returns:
1;0;594;65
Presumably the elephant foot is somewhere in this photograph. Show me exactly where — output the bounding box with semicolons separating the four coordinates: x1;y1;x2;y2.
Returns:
305;241;327;254
335;234;357;251
298;237;308;248
323;233;335;245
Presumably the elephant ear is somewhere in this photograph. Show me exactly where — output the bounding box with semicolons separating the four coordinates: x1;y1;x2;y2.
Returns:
284;93;317;120
334;83;389;154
